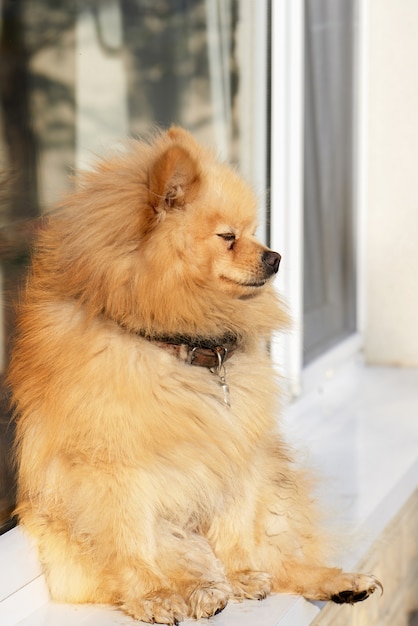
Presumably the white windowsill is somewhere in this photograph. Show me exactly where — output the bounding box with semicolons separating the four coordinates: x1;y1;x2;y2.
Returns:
2;357;418;626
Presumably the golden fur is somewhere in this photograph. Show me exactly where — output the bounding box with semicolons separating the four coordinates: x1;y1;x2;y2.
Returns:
8;127;380;623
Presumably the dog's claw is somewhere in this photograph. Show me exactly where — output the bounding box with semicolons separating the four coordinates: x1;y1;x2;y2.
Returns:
373;576;384;596
214;605;226;616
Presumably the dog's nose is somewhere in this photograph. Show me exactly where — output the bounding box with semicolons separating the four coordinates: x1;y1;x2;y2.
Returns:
262;250;281;275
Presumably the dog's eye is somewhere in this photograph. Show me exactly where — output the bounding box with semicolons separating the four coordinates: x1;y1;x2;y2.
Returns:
217;233;236;249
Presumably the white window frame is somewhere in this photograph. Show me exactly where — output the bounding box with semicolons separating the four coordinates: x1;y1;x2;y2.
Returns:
270;0;305;398
270;0;368;398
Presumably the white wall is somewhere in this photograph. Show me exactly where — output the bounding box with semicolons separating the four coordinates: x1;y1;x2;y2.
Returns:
365;0;418;366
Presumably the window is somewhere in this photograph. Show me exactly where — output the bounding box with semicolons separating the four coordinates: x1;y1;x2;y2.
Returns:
0;0;270;534
0;0;362;534
269;0;363;394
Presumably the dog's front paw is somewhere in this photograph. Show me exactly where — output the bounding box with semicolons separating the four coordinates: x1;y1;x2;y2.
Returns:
122;589;188;624
331;574;383;605
229;569;272;601
187;581;230;619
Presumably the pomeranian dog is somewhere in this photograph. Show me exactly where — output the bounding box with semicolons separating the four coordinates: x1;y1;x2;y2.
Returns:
8;127;381;624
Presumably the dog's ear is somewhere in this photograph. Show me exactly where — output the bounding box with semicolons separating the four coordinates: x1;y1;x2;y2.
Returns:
148;143;200;212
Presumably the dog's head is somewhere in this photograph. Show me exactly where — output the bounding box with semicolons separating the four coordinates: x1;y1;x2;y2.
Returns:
144;127;281;300
36;127;286;338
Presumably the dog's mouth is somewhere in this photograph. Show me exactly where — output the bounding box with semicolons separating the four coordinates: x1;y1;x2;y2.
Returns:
239;279;268;288
219;275;269;289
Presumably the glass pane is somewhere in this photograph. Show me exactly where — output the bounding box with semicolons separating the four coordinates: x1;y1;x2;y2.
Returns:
0;0;78;534
0;0;268;533
303;0;357;364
